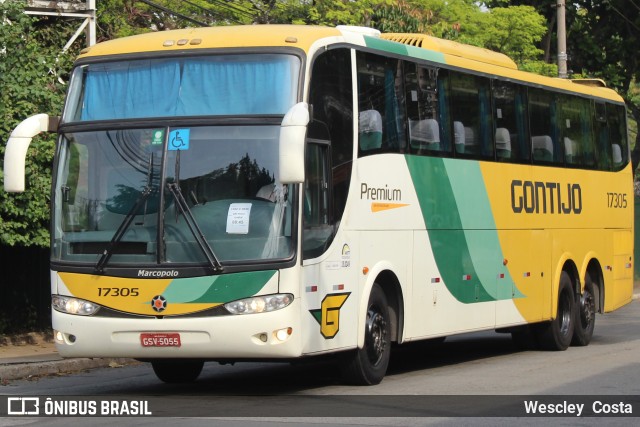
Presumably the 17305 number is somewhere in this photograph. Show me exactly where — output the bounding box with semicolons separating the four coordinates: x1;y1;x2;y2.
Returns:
607;192;628;208
97;287;140;297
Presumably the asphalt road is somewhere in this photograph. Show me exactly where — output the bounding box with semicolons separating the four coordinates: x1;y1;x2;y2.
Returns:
1;299;639;425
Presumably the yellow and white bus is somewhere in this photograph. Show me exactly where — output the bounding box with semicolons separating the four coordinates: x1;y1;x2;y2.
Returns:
4;24;634;385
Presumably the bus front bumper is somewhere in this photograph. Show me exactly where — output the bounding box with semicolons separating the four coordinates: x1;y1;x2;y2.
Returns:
52;299;302;360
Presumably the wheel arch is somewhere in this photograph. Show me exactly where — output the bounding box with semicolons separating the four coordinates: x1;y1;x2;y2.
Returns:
551;255;579;319
357;264;404;348
583;256;605;314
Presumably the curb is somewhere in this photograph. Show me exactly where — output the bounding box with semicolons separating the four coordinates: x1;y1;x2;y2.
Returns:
0;358;137;382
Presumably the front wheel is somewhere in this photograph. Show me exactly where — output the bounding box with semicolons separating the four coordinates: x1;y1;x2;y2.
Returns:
571;273;596;346
151;359;204;383
340;284;391;385
535;271;576;351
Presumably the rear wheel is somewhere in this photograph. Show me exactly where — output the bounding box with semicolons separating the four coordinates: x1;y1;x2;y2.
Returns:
151;359;204;383
571;273;596;346
340;284;391;385
536;271;575;351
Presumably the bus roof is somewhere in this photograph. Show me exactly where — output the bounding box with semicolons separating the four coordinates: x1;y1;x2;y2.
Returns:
79;25;342;58
78;24;624;104
382;33;518;70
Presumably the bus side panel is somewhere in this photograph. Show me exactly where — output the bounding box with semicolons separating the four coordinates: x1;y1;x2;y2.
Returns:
610;229;634;311
300;231;360;355
496;229;551;326
409;230;498;339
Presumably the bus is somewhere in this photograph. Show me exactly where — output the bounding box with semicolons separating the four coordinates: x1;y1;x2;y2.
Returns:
3;24;634;385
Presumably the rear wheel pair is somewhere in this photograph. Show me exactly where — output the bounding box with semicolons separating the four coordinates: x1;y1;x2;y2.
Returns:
512;271;595;350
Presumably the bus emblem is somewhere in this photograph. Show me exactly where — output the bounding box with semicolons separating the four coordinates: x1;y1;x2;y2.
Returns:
309;292;350;339
151;295;167;312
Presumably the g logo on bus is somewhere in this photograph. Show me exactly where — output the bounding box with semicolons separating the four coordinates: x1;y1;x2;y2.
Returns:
151;295;167;312
309;293;350;339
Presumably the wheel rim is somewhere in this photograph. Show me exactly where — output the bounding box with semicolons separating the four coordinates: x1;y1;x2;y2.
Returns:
365;306;387;366
580;289;595;326
559;290;572;336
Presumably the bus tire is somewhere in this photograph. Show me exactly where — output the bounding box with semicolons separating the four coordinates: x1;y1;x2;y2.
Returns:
536;271;575;351
340;284;391;385
151;359;204;383
571;273;596;346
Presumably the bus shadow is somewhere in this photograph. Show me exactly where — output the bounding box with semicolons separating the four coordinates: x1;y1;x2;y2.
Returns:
386;331;520;377
122;331;525;395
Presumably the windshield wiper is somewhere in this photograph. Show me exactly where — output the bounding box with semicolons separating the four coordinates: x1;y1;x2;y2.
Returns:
95;186;153;274
166;181;223;273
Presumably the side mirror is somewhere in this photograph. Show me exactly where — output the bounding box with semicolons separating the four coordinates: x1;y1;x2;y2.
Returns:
278;102;309;184
3;114;59;192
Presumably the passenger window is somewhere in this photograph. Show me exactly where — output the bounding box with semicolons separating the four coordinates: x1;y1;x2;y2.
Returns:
529;88;561;164
356;52;406;155
594;102;612;170
405;63;450;155
608;104;629;170
558;95;596;168
449;72;493;159
492;80;530;163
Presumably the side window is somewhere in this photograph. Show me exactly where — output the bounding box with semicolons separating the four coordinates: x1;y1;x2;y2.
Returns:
558;95;596;168
405;63;450;155
529;88;561;164
305;48;353;259
449;72;493;159
594;102;612;170
356;51;406;155
303;143;332;259
492;80;530;163
608;104;629;170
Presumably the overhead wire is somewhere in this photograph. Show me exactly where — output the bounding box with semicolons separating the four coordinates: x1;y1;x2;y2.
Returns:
137;0;209;26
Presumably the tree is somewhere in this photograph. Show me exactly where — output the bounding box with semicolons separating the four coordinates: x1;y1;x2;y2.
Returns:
0;0;77;246
562;1;640;173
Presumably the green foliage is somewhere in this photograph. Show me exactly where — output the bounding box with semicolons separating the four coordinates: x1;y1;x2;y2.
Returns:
474;6;546;64
519;60;558;77
0;0;75;247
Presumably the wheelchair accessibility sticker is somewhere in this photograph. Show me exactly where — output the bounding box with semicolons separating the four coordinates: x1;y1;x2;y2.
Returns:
169;129;190;151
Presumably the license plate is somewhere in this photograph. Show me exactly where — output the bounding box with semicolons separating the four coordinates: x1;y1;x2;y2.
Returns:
140;333;181;347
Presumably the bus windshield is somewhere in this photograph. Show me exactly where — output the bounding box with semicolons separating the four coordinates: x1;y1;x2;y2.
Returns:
52;125;294;268
63;54;300;121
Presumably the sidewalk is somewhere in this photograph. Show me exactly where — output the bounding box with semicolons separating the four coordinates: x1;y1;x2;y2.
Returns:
0;332;136;382
2;284;640;383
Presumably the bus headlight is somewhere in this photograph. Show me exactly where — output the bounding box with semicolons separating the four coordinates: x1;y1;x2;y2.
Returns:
52;295;100;316
224;294;293;315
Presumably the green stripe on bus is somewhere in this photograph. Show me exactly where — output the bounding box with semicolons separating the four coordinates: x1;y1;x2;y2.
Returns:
405;156;524;303
443;159;524;300
364;36;409;56
164;270;277;303
364;36;446;63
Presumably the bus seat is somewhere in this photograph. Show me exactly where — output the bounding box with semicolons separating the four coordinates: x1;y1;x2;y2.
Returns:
532;135;553;162
454;121;465;153
454;121;476;154
564;137;576;164
495;127;511;159
359;110;383;151
612;144;623;167
409;118;440;151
